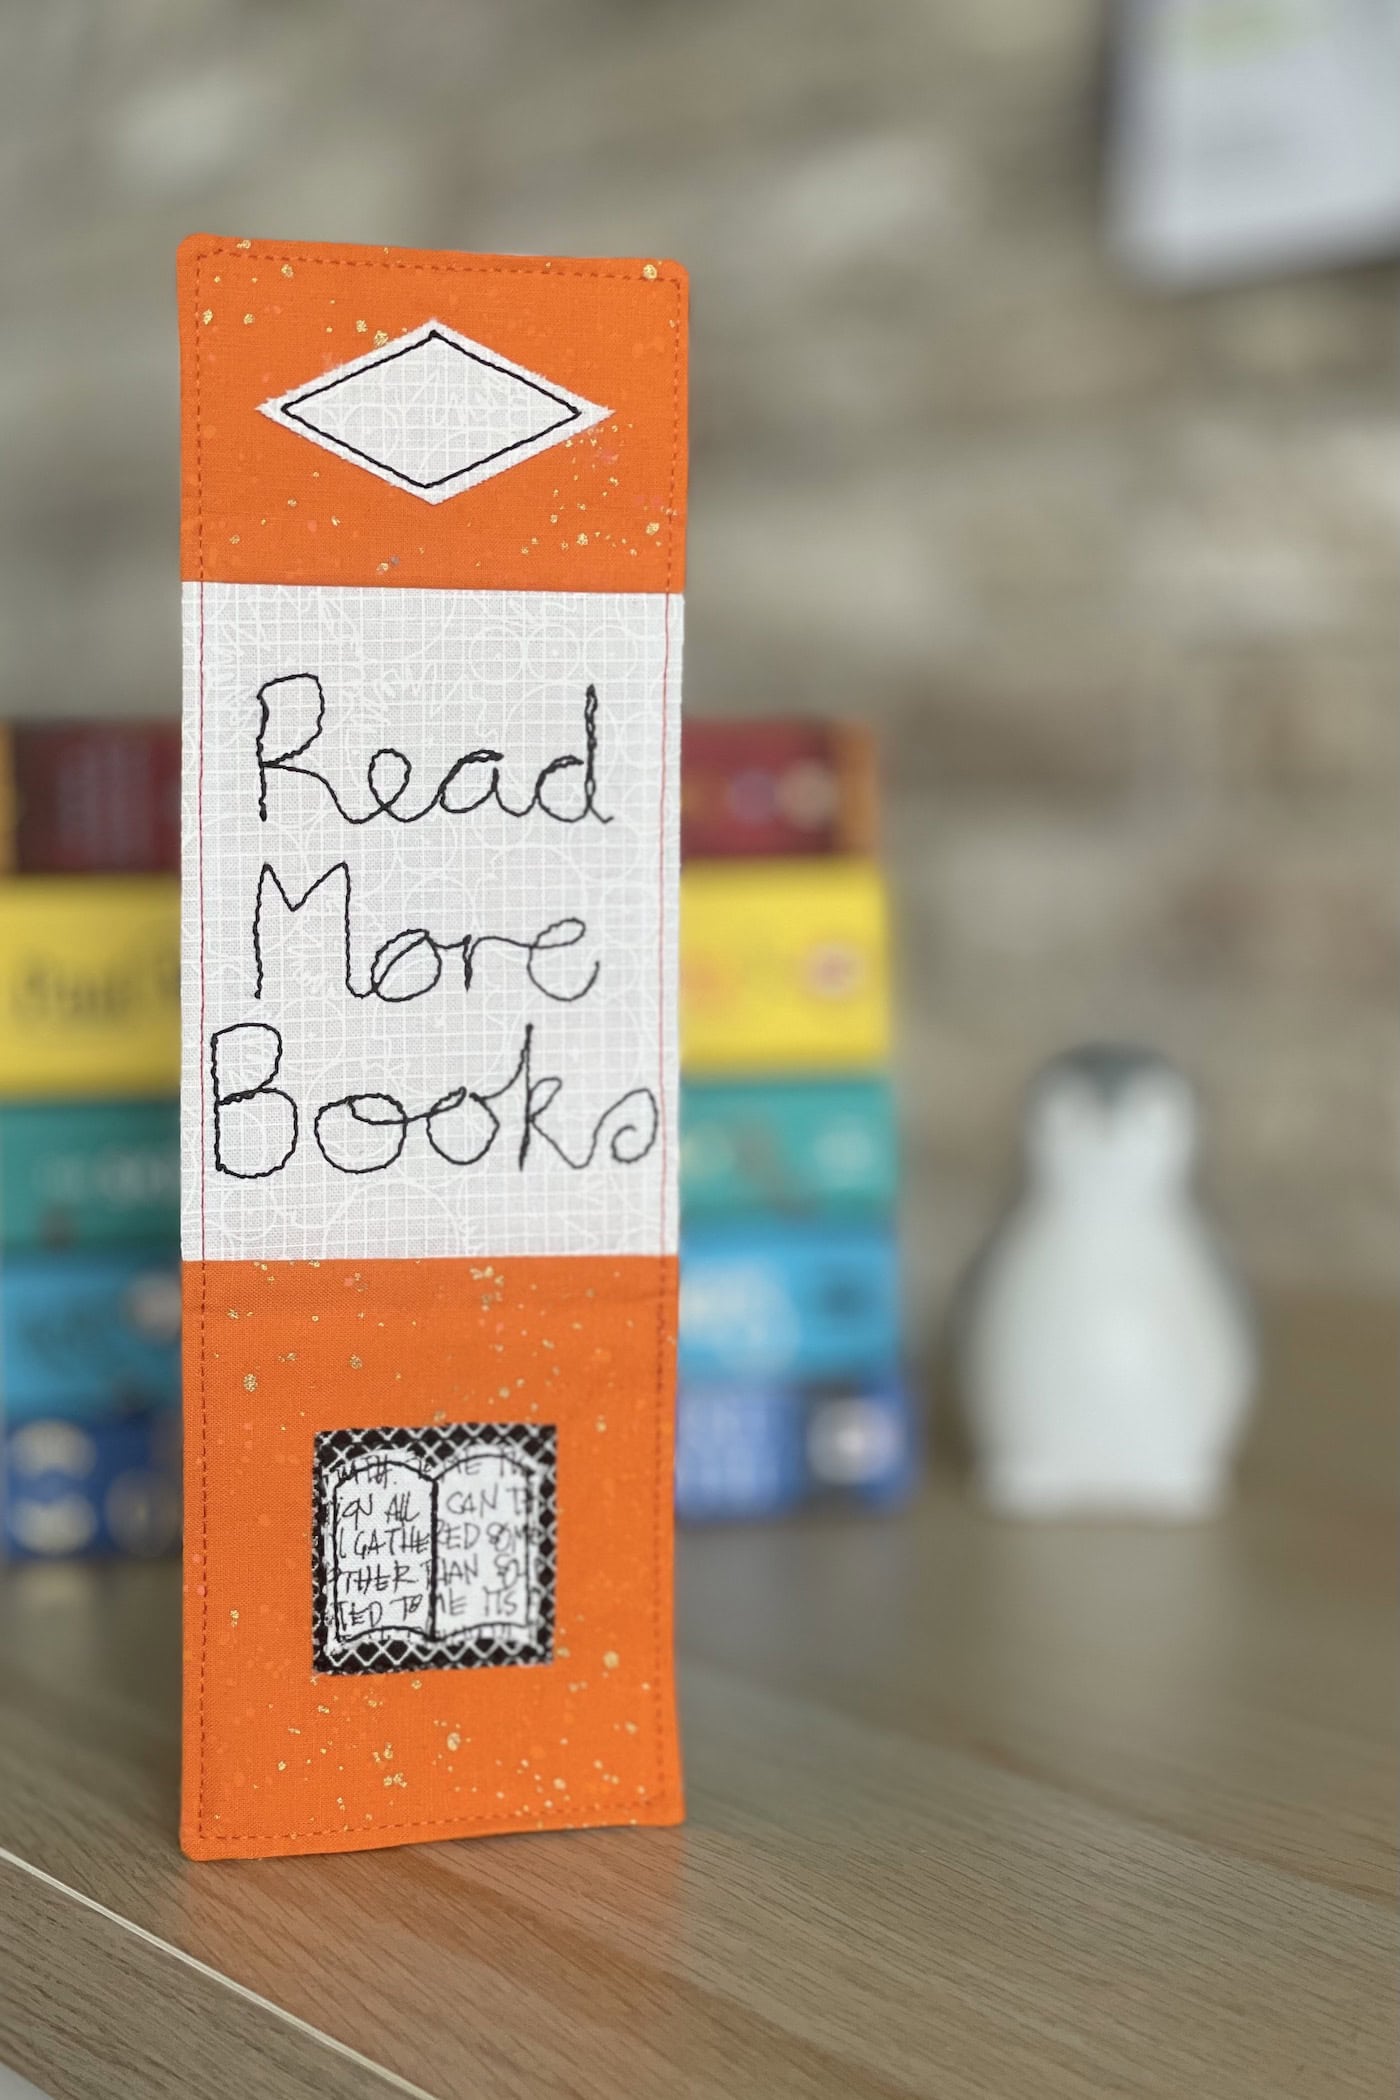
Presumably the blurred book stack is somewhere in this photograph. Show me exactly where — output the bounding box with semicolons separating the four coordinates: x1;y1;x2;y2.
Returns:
0;724;182;1558
676;721;916;1520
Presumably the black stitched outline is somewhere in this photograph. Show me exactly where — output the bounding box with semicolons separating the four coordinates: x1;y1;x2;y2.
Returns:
277;327;583;491
311;1421;557;1676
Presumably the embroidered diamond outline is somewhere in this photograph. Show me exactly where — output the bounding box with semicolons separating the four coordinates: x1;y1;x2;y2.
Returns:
259;320;612;505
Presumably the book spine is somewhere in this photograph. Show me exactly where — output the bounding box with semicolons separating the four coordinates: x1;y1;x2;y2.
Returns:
680;721;877;860
0;877;180;1097
679;1221;901;1386
4;1411;181;1557
680;1075;897;1218
0;1246;181;1426
675;1376;917;1520
0;1100;179;1251
0;729;14;876
680;858;891;1074
675;1384;804;1517
832;724;879;855
10;724;180;875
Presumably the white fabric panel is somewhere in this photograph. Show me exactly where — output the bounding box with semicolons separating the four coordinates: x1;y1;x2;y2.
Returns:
182;582;680;1261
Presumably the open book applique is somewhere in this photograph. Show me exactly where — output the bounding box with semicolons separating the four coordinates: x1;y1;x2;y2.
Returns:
312;1421;556;1675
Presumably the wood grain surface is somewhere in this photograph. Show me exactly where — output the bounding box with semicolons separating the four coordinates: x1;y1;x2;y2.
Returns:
0;1293;1393;2099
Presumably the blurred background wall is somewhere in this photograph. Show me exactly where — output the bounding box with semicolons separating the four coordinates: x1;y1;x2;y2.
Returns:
3;0;1395;1353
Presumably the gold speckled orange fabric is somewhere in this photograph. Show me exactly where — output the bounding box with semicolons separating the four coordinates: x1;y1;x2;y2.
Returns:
179;238;686;597
178;238;685;1860
183;1256;679;1855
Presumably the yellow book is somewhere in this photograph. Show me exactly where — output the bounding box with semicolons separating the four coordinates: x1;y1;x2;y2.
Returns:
681;858;890;1074
0;877;179;1096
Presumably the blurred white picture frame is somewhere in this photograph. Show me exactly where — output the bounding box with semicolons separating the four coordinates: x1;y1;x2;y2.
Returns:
1109;0;1400;282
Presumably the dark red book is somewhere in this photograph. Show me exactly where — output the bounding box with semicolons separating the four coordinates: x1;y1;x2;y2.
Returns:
4;723;180;874
681;719;878;862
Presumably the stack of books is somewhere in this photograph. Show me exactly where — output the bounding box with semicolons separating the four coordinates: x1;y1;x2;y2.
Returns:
676;721;916;1520
0;724;182;1557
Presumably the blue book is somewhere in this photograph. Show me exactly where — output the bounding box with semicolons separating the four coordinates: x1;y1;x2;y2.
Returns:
801;1377;919;1507
1;1246;180;1424
676;1375;919;1522
675;1385;804;1521
681;1076;897;1220
5;1409;181;1558
680;1219;900;1386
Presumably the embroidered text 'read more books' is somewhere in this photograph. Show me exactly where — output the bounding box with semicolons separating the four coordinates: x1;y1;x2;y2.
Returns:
179;238;686;1860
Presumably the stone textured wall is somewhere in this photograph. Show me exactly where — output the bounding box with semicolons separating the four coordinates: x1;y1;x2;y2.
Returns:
4;1;1395;1347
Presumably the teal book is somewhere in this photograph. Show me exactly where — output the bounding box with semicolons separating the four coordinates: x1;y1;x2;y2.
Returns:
0;1100;179;1251
680;1076;897;1220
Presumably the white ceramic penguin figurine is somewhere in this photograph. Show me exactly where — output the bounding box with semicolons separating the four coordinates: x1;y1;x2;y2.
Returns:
958;1046;1256;1520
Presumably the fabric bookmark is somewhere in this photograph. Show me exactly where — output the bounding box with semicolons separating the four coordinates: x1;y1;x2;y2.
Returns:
178;236;685;1859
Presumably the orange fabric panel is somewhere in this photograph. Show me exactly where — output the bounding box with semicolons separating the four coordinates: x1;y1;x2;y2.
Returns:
181;1253;680;1860
177;237;687;595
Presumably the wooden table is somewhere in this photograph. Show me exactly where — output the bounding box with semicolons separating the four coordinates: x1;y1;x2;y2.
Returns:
0;1294;1394;2099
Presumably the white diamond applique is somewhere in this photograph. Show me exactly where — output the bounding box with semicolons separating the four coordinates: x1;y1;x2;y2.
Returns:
259;321;612;504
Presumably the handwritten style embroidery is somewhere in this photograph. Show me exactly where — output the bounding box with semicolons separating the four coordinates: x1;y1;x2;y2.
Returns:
211;1021;658;1182
312;1421;557;1675
186;583;676;1264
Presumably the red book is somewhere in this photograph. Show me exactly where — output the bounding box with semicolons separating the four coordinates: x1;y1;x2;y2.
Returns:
4;723;180;874
681;719;877;861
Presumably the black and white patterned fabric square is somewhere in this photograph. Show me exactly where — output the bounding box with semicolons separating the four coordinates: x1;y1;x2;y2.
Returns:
312;1421;556;1675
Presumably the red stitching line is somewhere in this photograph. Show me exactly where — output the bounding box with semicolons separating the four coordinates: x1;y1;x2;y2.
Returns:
650;276;683;1808
193;250;684;1845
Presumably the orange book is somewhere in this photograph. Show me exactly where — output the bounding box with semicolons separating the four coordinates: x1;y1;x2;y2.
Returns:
179;236;686;1859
